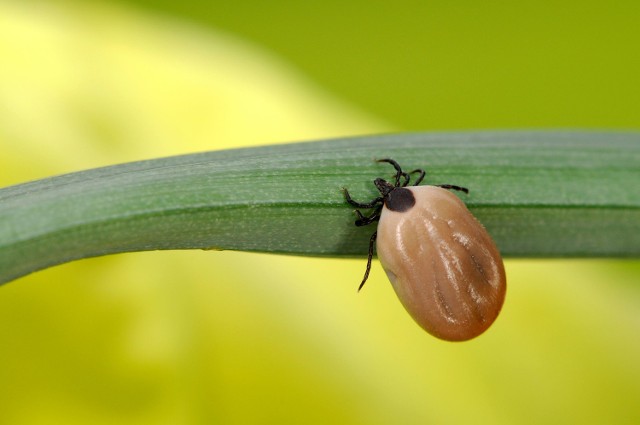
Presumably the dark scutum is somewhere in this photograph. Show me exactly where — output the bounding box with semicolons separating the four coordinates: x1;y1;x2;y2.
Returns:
385;187;415;212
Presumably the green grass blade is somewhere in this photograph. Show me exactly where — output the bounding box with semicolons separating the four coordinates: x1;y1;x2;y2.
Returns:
1;131;639;285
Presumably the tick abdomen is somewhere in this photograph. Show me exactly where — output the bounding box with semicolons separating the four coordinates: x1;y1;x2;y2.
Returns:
376;186;506;341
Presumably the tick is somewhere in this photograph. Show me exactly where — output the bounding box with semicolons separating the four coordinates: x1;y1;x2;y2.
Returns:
343;159;506;341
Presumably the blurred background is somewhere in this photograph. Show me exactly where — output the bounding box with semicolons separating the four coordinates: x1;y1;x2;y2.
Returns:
1;0;639;423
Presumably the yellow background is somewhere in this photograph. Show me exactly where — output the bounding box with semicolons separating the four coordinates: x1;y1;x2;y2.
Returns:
1;1;639;423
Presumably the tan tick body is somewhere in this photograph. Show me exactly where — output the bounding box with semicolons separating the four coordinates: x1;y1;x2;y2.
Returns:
344;159;507;341
376;186;506;341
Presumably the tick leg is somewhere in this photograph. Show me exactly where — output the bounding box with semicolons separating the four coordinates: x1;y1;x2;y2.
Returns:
354;207;382;226
343;188;383;208
437;184;469;194
400;172;411;187
358;231;378;291
377;158;404;186
377;158;403;172
409;169;426;186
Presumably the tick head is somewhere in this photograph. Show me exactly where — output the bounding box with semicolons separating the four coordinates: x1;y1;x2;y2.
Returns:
374;178;396;197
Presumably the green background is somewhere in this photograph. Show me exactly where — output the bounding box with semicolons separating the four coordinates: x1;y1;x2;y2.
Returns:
128;0;640;130
0;0;638;424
